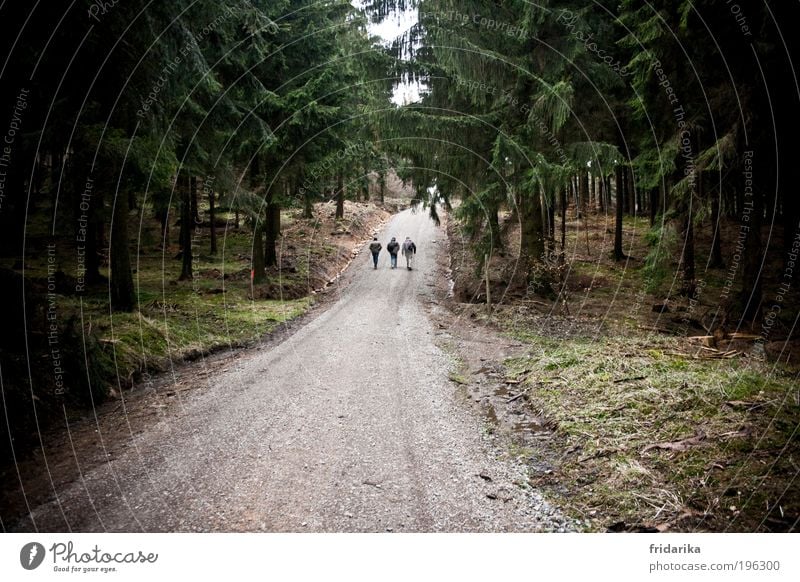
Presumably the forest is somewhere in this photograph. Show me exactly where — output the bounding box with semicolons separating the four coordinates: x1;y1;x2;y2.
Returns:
0;0;798;534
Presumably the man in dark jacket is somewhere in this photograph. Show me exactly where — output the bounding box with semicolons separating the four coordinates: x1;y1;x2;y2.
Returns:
368;237;382;269
387;237;400;269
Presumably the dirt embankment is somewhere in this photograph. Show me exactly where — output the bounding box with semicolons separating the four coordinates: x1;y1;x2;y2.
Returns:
255;201;392;300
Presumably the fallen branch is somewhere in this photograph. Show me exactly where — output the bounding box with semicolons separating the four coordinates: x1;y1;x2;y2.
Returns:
725;400;755;408
504;369;531;384
638;325;674;334
728;333;760;340
642;431;706;454
613;376;647;384
717;427;751;440
578;449;616;463
688;332;761;341
698;349;741;359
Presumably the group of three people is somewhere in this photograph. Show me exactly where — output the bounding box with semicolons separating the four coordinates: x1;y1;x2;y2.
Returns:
369;236;417;270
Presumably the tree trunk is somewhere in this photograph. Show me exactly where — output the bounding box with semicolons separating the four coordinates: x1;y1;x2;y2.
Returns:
208;186;217;255
156;206;169;249
252;225;265;284
680;203;695;296
97;215;107;260
560;185;567;251
566;177;574;218
636;174;643;216
265;194;280;268
783;178;799;272
362;163;369;201
489;200;502;251
379;170;386;204
303;188;314;219
649;186;658;226
735;185;743;219
579;171;589;218
614;166;625;260
597;174;605;213
571;176;579;217
190;175;199;224
544;197;551;250
709;178;724;268
336;173;344;220
177;179;187;253
626;166;635;215
50;151;62;207
521;187;545;268
179;175;193;281
740;157;763;324
82;212;103;284
110;192;136;311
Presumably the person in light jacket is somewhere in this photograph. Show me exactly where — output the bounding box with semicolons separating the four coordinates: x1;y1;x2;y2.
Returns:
402;237;417;270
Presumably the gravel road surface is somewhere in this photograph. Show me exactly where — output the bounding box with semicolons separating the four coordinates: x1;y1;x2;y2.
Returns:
15;209;569;532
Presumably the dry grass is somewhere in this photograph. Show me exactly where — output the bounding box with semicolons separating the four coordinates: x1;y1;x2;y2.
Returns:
502;330;800;531
442;202;799;531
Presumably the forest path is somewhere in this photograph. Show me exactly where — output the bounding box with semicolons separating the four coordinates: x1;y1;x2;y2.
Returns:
14;208;564;532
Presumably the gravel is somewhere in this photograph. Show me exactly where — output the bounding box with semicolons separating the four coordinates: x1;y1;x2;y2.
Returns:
14;209;573;532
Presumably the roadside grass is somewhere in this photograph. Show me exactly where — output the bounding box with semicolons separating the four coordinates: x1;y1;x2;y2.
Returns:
504;331;800;532
440;341;470;387
2;203;379;409
101;214;308;378
53;269;312;398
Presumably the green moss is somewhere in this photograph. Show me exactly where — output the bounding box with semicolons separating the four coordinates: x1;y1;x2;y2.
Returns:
725;370;767;400
497;329;799;531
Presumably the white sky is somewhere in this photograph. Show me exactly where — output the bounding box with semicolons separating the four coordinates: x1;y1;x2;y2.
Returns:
364;5;421;104
368;7;418;44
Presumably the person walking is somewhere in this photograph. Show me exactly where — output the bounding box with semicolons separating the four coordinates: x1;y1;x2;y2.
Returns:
368;236;382;269
402;237;417;270
387;237;400;269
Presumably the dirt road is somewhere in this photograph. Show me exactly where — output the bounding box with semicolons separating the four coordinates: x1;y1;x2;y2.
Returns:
12;209;569;532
